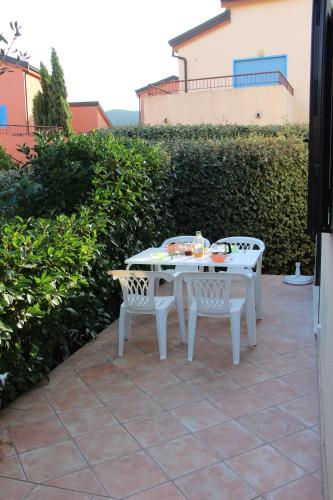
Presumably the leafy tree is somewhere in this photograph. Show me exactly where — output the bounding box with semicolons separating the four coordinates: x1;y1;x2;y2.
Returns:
33;63;52;126
32;48;72;134
0;21;29;75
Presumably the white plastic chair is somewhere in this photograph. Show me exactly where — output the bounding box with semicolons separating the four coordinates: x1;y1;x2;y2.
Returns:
181;272;256;364
216;237;265;320
159;236;211;341
111;270;186;360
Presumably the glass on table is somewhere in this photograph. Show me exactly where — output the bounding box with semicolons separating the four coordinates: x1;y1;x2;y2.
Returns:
184;242;193;256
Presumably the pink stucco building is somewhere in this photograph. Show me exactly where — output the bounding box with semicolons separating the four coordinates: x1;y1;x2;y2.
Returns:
0;57;111;161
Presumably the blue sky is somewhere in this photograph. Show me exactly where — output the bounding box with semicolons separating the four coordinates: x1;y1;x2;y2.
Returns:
2;0;221;111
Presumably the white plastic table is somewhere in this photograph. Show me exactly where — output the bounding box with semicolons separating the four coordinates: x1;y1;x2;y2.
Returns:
125;248;263;319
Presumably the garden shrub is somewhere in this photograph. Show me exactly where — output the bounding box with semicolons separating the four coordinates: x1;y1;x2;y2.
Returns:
0;209;104;405
111;123;308;142
168;135;313;275
0;145;14;170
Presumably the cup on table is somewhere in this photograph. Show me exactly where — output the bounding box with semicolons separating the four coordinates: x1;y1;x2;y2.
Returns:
184;242;193;256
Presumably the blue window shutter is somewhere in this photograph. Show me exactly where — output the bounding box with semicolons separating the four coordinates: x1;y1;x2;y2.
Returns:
0;105;7;128
233;55;287;88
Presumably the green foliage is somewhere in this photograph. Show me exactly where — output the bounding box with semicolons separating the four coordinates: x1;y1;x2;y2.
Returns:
0;132;172;406
0;145;15;170
111;123;308;142
168;136;313;274
33;63;52;126
32;49;72;134
0;209;101;405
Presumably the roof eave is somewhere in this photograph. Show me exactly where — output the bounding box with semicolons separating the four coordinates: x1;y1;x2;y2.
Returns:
168;10;231;49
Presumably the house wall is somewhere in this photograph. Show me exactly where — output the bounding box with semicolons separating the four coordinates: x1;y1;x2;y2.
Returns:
318;233;333;500
142;84;296;125
0;67;27;125
175;0;312;123
25;72;42;125
70;106;98;133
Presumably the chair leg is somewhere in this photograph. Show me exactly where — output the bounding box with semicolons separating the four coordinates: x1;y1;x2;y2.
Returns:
187;309;197;361
156;310;167;360
125;313;131;339
230;311;241;364
255;268;263;320
246;280;256;347
118;305;126;356
175;279;186;344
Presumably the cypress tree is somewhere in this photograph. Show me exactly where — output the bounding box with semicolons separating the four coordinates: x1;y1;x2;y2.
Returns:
33;63;51;126
32;49;72;134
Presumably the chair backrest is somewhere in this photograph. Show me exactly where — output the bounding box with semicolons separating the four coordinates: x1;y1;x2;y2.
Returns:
162;235;211;248
216;236;265;253
181;272;250;316
111;270;174;312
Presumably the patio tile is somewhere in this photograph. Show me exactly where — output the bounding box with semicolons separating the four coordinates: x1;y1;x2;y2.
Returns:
106;391;162;422
175;461;257;500
76;362;120;385
44;372;86;393
0;477;34;499
90;376;140;402
239;407;305;442
9;416;69;453
278;394;320;426
243;345;277;362
9;389;46;411
273;429;321;472
280;366;319;393
210;387;269;417
127;482;186;499
247;378;305;405
46;386;101;413
19;440;86;482
0;455;26;480
170;400;230;432
147;434;218;479
26;485;91;499
130;367;181;392
74;424;140;465
112;352;158;375
200;353;242;371
59;406;117;437
255;348;316;377
196;420;263;459
226;445;304;493
15;398;55;425
149;382;203;410
44;468;107;496
125;411;187;447
93;450;166;498
265;474;324;500
223;363;273;387
0;409;25;431
0;428;16;458
188;373;241;396
169;359;216;381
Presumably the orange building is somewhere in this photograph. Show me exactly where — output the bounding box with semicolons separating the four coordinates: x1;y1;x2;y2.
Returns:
70;102;112;133
0;57;112;162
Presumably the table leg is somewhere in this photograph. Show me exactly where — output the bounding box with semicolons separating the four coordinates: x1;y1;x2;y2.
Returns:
246;277;256;346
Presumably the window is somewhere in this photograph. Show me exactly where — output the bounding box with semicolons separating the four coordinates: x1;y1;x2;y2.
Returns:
0;105;7;128
233;55;288;88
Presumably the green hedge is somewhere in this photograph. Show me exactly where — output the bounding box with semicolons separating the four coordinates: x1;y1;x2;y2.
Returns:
0;145;15;170
0;133;173;406
168;136;313;274
0;210;101;405
111;123;308;142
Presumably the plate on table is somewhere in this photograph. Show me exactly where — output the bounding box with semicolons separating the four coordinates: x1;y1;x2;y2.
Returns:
151;251;168;261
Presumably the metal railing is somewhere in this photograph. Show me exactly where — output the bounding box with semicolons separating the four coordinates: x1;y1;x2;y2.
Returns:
0;124;62;136
148;71;294;96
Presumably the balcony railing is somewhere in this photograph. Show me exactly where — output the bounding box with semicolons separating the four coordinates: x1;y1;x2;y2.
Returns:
0;124;62;136
148;71;294;96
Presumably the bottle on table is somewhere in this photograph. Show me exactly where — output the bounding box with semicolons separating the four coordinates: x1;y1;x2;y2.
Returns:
193;231;205;258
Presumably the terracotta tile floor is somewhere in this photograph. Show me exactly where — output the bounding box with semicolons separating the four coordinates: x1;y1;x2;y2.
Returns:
0;276;323;499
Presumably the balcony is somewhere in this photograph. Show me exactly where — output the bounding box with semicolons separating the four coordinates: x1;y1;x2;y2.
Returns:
147;71;294;96
140;72;298;126
0;124;62;136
